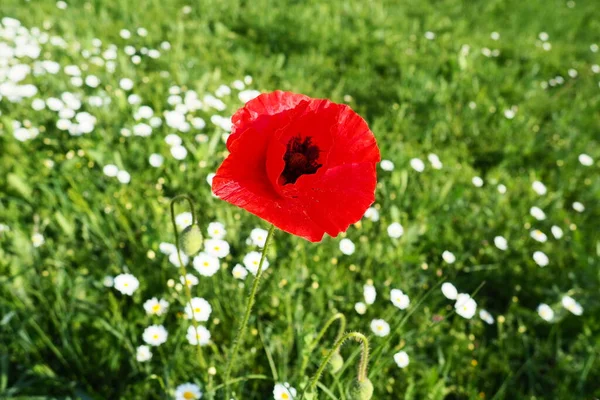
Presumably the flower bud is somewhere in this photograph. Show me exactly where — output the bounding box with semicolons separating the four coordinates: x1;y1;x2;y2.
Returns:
329;352;344;374
179;224;203;256
348;378;373;400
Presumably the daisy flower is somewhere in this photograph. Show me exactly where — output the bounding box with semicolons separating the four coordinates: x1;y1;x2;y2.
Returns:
380;159;395;171
273;382;297;400
530;206;546;221
472;176;484;187
136;345;152;362
393;351;409;368
204;239;230;258
186;325;211;346
175;212;193;228
180;273;199;287
370;319;390;337
390;289;410;310
339;238;355;255
531;181;547;195
387;222;404;239
530;229;547;243
441;282;458;300
184;297;212;322
193;252;220;277
31;232;45;247
578;154;593;166
207;222;226;239
561;295;583;316
442;250;456;264
427;153;443;169
494;236;508;250
142;325;168;346
363;207;380;222
114;273;139;296
479;309;495;325
143;297;169;316
455;294;477;319
533;251;549;267
551;226;563;239
537;304;554;322
232;264;248;280
572;202;585;212
169;251;189;267
250;228;269;247
174;383;202;400
243;251;270;275
363;284;376;305
410;158;425;172
354;302;367;315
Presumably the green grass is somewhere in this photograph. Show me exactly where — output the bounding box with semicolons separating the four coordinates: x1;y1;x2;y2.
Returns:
1;0;599;399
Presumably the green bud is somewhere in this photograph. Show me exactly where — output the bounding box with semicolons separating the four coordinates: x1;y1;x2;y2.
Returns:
329;352;344;374
348;378;373;400
179;224;203;256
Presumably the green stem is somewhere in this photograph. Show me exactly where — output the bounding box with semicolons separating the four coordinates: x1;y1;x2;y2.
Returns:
170;195;206;369
299;313;346;377
301;332;370;399
224;224;276;398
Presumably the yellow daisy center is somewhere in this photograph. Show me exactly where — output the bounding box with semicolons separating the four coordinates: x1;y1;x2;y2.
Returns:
183;391;195;399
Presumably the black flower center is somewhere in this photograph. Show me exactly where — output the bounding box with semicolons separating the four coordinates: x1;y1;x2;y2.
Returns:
279;135;322;185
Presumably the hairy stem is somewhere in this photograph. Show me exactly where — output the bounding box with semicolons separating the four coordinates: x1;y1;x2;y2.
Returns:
299;313;347;377
224;224;276;398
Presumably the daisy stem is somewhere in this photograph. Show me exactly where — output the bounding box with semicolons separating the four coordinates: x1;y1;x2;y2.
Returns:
170;195;206;370
224;224;275;398
300;332;370;400
299;312;346;378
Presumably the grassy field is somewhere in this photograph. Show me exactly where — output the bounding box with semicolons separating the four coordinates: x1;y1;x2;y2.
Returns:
1;0;599;399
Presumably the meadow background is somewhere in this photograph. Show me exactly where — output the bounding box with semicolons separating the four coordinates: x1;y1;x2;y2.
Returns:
1;0;599;399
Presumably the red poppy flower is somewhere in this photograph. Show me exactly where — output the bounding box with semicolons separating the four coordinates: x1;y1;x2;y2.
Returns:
212;91;380;242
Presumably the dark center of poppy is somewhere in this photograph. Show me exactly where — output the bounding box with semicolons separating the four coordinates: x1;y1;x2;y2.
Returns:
279;135;322;185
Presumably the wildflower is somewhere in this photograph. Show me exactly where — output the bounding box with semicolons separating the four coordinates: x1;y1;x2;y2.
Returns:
390;289;410;310
243;251;270;275
427;153;443;169
494;236;508;250
572;202;585;212
497;184;507;194
387;222;404;239
551;226;563;239
370;319;390;337
441;282;458;300
479;309;495;325
119;78;133;91
184;297;212;322
136;345;152;362
393;351;409;368
193;252;220;277
117;170;131;184
212;91;380;242
103;164;119;177
354;302;367;315
114;273;139;295
204;239;230;258
102;276;114;287
339;238;356;255
250;228;269;247
159;242;177;255
171;145;188;160
472;176;484;187
232;264;248;280
537;304;554;322
31;232;45;247
273;382;297;400
410;158;425;172
169;251;189;267
175;212;193;228
207;222;226;239
363;284;376;305
142;325;168;346
363;207;380;222
578;154;593;166
238;89;261;103
530;229;547;243
380;159;395;171
532;181;547;195
455;294;477;319
533;251;549;267
530;206;546;221
149;154;164;167
442;250;456;264
186;325;211;346
180;273;199;287
174;383;202;400
143;298;169;316
561;296;583;316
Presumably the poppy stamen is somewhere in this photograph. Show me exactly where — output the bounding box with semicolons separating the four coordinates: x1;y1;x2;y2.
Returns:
280;135;322;185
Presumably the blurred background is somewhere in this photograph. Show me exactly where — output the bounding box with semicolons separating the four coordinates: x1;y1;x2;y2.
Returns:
0;0;599;399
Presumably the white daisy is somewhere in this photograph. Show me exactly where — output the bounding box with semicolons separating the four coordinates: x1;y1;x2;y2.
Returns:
537;303;554;322
232;264;248;280
180;273;199;287
243;251;270;275
207;222;226;239
250;228;269;247
531;181;547;195
103;164;119;177
204;239;230;258
159;242;177;255
393;351;409;368
578;153;593;166
136;345;152;362
186;325;211;346
561;295;583;316
479;309;495;325
142;325;168;346
273;382;297;400
441;282;458;300
364;284;376;305
149;153;164;167
533;251;549;267
497;184;507;194
551;226;563;239
494;236;508;250
472;176;484;187
370;319;390;337
410;158;425;172
174;383;202;400
530;206;546;221
114;273;139;296
339;238;355;255
442;250;456;264
427;153;443;169
380;159;395;171
169;251;189;267
390;289;410;310
143;297;169;316
387;222;404;239
31;232;45;247
530;229;547;243
193;252;220;277
175;212;193;228
455;294;477;319
363;207;380;222
572;202;585;212
354;302;367;315
184;297;212;322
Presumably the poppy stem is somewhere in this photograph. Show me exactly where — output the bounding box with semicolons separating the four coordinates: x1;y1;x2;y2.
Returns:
298;312;346;378
300;331;370;399
169;195;206;370
224;224;275;398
